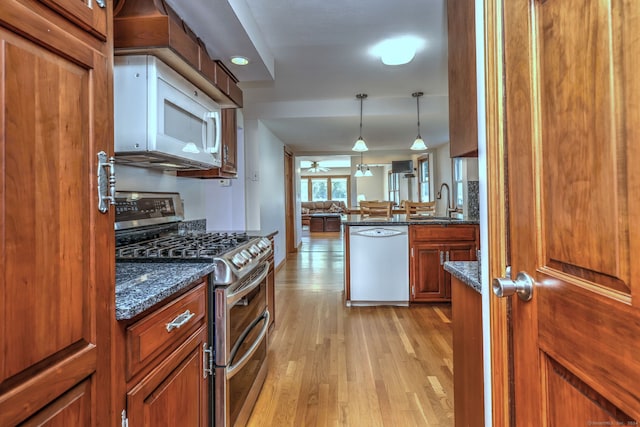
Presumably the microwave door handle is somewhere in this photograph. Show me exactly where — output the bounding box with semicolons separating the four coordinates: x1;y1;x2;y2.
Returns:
204;111;220;154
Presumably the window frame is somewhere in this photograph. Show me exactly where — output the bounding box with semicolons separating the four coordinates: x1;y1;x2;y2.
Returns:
418;155;431;202
300;174;351;203
387;171;400;205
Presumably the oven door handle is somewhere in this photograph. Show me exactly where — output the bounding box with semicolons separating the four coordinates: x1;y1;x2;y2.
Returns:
227;309;270;379
226;261;270;307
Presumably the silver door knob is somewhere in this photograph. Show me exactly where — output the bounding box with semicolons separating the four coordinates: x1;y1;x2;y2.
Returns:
492;271;534;301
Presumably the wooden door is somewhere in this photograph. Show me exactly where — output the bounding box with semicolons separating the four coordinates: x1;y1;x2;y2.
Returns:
0;1;113;424
502;0;640;423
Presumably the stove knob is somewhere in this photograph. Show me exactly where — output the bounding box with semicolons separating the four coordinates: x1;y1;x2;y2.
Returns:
232;253;246;268
249;245;261;256
241;249;252;260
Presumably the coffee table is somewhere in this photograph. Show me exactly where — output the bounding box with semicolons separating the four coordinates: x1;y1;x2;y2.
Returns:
309;213;342;232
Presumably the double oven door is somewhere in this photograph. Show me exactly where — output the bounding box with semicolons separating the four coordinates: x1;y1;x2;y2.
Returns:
211;261;270;426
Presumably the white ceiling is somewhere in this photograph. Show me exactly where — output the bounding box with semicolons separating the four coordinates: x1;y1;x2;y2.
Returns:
166;0;450;159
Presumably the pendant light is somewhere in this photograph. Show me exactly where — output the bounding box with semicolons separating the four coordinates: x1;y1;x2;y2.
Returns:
410;91;428;150
354;152;373;177
352;93;369;151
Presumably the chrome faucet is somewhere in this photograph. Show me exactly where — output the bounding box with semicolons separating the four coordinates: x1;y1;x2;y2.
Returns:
436;183;454;217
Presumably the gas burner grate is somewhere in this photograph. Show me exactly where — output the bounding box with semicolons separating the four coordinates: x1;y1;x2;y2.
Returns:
115;231;252;262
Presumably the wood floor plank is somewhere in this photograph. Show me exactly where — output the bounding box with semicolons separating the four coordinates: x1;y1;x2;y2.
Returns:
248;232;454;426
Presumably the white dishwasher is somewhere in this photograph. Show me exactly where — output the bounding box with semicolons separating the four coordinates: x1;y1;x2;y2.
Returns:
348;225;409;306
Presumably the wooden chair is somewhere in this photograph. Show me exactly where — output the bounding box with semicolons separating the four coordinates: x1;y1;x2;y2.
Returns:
359;201;393;217
405;201;437;217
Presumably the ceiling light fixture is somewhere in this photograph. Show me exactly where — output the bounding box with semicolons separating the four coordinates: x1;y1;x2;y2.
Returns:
354;152;373;177
230;56;249;66
352;93;368;152
410;91;428;150
308;161;329;173
370;36;425;66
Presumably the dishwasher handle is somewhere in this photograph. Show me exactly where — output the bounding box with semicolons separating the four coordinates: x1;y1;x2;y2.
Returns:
350;228;407;238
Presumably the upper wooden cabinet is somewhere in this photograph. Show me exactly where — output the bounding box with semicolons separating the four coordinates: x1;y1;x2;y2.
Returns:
113;0;242;108
177;108;239;179
40;0;108;39
447;0;478;158
0;0;113;424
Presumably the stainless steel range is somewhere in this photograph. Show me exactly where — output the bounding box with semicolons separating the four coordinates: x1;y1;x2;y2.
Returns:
115;191;271;427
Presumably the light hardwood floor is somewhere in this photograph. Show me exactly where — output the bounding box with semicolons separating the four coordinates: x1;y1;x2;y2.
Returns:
248;231;454;426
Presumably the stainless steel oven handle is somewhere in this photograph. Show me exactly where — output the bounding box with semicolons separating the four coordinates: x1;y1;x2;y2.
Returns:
226;261;270;307
226;309;270;379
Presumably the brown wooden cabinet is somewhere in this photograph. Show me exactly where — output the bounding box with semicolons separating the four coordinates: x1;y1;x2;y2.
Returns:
452;276;484;426
114;0;242;108
121;280;209;426
447;0;478;157
177;108;239;179
0;0;113;425
409;225;478;302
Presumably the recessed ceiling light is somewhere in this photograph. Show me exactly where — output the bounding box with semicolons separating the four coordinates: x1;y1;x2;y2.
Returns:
370;36;426;66
230;56;249;66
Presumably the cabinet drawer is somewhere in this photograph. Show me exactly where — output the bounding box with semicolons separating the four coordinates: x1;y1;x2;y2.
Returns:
126;280;207;379
410;224;477;242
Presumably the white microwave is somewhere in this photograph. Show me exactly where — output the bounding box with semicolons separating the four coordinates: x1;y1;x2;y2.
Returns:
114;55;222;170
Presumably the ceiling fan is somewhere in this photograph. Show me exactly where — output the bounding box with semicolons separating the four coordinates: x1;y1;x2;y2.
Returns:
308;161;330;173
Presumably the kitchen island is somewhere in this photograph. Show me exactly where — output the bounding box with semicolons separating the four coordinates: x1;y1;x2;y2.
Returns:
342;214;479;305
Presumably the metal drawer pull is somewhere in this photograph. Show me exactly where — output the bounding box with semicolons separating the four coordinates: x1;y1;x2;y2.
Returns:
166;310;196;332
95;0;106;8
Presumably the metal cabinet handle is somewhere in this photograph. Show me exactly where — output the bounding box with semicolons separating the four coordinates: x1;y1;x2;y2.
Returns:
203;343;213;378
94;0;106;8
166;309;196;332
446;251;450;262
492;271;534;302
439;251;444;265
97;151;116;213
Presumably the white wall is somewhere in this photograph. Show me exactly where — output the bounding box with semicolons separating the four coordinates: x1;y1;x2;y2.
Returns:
244;119;287;268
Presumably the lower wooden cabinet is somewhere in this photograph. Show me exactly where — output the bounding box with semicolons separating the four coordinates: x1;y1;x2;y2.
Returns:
452;276;485;426
127;326;209;426
119;280;209;426
410;224;478;302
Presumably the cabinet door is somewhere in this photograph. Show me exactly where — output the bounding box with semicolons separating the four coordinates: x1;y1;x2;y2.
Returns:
221;108;237;175
411;243;446;302
128;327;209;427
39;0;107;39
0;4;112;424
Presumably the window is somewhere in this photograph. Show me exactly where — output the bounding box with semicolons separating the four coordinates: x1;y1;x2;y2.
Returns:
418;156;430;202
300;175;350;204
453;158;464;209
388;172;400;205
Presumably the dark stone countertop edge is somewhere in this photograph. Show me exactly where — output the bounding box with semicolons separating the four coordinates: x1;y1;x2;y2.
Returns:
444;261;482;294
341;214;479;226
115;229;278;321
115;262;216;321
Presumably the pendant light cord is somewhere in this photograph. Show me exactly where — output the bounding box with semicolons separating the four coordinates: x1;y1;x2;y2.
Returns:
413;91;423;138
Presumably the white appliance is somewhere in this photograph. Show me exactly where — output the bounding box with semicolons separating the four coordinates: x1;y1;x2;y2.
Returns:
114;55;222;170
348;226;409;306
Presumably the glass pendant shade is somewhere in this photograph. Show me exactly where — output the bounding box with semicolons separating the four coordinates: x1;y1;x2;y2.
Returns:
363;166;373;177
410;136;427;150
352;138;368;151
352;94;368;151
411;91;427;150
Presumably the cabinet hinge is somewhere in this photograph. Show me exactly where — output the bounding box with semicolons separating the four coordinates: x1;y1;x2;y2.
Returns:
121;409;129;427
411;285;415;296
411;247;414;257
203;343;214;378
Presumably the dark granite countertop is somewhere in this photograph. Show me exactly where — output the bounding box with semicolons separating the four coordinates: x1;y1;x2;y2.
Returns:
342;214;479;226
115;262;216;320
443;261;482;293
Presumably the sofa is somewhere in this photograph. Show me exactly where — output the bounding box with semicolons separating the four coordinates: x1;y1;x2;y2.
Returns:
301;200;348;226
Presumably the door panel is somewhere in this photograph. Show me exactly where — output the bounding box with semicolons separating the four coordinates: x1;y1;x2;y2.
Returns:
503;0;640;423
